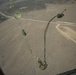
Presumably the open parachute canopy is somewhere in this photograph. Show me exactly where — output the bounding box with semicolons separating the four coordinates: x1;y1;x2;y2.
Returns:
14;12;21;19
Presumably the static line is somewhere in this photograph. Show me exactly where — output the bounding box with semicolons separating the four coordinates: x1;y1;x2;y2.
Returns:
56;24;76;44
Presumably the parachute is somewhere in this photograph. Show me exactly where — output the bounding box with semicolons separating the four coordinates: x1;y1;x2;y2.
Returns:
14;12;21;19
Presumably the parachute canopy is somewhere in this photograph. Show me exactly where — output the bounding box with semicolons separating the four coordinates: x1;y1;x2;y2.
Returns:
14;12;21;19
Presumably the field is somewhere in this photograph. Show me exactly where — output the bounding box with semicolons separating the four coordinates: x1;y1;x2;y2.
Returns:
0;0;76;75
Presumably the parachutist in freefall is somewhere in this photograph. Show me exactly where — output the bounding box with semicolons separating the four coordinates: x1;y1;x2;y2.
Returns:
22;29;27;36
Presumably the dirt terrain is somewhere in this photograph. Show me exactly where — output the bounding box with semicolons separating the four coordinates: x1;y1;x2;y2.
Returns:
0;0;76;75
